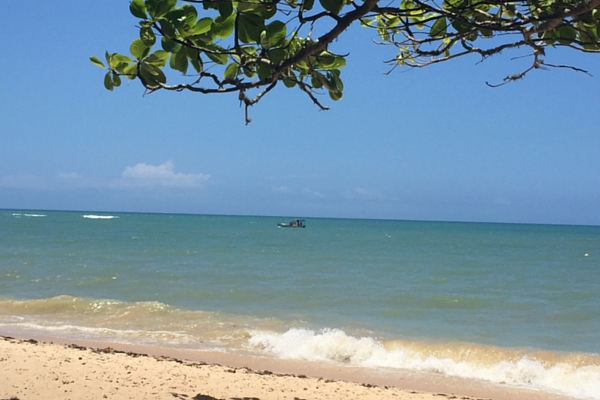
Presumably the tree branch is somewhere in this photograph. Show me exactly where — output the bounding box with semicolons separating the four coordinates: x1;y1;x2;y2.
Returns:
278;0;379;70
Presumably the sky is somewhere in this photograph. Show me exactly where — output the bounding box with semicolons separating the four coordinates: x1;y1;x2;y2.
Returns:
1;1;599;225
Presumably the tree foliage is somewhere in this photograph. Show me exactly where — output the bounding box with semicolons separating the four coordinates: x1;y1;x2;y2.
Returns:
92;0;600;122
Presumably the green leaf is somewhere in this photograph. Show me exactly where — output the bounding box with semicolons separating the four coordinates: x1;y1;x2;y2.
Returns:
104;71;114;91
451;19;470;34
255;5;277;20
329;69;343;90
113;61;130;73
242;66;256;78
90;56;105;68
319;0;344;14
294;59;310;75
158;19;176;39
223;62;239;80
140;62;167;87
316;52;346;69
241;46;258;56
385;16;400;28
480;28;493;38
113;54;134;64
302;0;315;11
206;51;228;65
328;89;342;100
238;13;266;44
311;71;325;88
105;51;112;67
219;1;233;18
186;47;203;72
466;30;478;41
442;0;463;11
112;72;122;87
170;49;188;74
145;50;169;67
183;4;199;24
266;21;287;48
283;78;296;88
203;0;220;11
129;0;147;19
146;0;176;18
557;25;578;41
267;48;287;64
140;25;156;46
164;8;186;28
237;1;260;13
211;13;236;39
260;31;270;49
377;27;390;41
122;63;138;79
193;17;213;35
130;38;150;60
410;13;426;29
257;64;272;80
430;17;447;39
361;18;376;27
177;4;198;30
161;37;181;53
141;62;162;77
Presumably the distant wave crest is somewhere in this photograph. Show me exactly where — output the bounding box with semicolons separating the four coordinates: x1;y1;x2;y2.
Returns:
82;215;119;220
249;328;600;400
12;213;47;218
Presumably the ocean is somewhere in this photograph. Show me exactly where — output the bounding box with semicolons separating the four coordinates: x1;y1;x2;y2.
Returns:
1;210;598;398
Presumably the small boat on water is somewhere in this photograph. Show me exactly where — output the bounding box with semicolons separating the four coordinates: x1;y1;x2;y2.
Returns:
277;219;306;228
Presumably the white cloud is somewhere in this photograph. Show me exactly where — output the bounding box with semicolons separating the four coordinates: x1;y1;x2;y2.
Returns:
494;197;512;206
270;185;324;199
272;185;291;193
0;173;107;190
344;187;389;201
58;172;80;180
121;161;210;188
0;174;40;189
0;163;209;191
301;188;325;199
0;163;210;192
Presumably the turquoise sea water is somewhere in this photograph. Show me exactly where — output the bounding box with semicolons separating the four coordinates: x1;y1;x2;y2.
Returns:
1;210;599;398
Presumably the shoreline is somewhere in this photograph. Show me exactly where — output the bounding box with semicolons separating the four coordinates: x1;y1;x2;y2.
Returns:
0;334;579;400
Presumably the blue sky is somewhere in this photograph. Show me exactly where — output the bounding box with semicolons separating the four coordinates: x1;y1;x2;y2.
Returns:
1;1;599;225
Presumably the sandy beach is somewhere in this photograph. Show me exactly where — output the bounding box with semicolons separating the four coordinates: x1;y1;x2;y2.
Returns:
0;334;579;400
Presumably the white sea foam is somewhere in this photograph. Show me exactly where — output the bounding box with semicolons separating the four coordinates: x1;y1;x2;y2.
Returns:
0;320;196;346
12;213;46;217
82;215;119;220
248;328;600;400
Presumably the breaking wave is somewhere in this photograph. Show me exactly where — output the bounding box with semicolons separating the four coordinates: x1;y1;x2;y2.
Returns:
248;328;600;399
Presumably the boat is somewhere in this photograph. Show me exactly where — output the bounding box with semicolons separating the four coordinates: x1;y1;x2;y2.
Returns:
277;219;306;228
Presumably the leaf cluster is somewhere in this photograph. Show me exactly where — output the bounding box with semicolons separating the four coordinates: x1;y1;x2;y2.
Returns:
368;0;600;84
92;0;600;121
